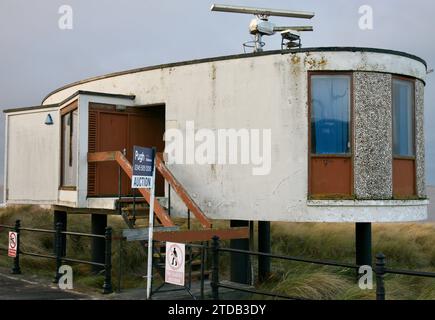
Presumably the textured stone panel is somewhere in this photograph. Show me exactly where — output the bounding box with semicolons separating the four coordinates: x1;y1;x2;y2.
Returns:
415;80;426;198
354;72;393;199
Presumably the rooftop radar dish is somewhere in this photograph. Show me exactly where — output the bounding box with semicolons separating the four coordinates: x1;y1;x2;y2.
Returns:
211;4;314;53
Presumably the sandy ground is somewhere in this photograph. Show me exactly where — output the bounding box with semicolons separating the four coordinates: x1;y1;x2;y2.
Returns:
0;268;92;300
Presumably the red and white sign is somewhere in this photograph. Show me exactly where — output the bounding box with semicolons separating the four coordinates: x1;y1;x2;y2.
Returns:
8;232;18;258
165;242;185;286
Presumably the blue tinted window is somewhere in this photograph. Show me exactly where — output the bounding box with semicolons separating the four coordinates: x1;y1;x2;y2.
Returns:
311;75;351;155
393;79;414;157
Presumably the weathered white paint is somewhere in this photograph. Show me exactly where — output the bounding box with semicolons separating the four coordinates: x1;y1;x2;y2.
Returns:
5;95;135;208
58;190;76;206
87;197;117;210
43;51;427;106
5;107;60;204
76;94;136;208
6;49;428;222
306;200;428;222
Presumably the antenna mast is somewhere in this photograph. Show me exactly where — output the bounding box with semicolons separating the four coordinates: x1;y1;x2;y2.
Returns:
211;4;315;53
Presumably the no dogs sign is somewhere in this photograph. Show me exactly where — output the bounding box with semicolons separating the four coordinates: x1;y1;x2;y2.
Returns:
165;242;185;286
8;232;18;258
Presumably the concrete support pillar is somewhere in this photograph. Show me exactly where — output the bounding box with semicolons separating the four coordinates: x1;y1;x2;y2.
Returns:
53;211;67;257
230;220;251;285
91;214;107;273
355;222;372;267
258;221;271;282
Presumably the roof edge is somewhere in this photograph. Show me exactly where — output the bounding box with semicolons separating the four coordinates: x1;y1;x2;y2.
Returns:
58;90;136;107
4;90;136;114
3;103;59;114
41;47;427;105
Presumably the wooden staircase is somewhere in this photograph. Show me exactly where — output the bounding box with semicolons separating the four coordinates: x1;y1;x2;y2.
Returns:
117;196;167;227
88;151;250;243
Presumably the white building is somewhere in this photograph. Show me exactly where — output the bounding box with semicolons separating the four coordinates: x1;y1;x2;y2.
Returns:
3;47;428;224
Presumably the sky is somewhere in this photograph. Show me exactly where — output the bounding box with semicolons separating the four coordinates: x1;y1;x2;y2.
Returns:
0;0;434;187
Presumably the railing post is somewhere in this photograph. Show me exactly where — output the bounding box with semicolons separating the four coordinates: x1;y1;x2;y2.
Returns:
53;222;63;283
258;221;271;283
11;220;21;275
103;227;113;294
187;209;191;230
375;253;386;300
211;236;220;300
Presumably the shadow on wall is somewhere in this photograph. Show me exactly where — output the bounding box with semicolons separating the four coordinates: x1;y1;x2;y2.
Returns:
0;185;3;204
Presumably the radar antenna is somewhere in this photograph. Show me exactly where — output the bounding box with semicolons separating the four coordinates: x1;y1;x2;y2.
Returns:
211;4;315;53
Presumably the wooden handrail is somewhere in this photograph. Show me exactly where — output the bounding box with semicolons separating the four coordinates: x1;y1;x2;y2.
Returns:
154;227;248;242
88;151;175;227
156;153;212;228
88;151;213;228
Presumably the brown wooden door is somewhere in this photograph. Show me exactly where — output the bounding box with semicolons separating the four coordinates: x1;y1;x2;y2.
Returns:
127;109;165;196
97;111;130;196
88;104;165;197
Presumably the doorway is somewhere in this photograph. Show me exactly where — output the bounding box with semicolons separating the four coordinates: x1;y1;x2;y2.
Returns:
87;103;165;197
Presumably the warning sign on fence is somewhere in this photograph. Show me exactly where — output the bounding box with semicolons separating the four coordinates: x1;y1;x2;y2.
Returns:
165;242;185;286
8;232;18;258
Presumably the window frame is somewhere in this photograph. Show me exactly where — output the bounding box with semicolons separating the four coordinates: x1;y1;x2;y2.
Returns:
392;76;417;198
308;71;354;199
59;101;78;190
392;76;416;160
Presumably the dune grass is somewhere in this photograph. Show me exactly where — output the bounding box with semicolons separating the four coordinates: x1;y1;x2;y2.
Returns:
255;222;435;300
1;206;435;299
0;205;148;294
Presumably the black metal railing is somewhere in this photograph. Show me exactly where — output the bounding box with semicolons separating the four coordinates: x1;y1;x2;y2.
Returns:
210;236;360;300
374;253;435;300
210;236;435;301
3;222;435;300
0;220;113;294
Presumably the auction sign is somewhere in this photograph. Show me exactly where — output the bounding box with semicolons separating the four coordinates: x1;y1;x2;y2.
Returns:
132;145;158;300
131;146;155;189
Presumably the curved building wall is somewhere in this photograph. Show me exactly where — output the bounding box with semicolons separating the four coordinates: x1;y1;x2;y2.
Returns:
34;48;428;222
